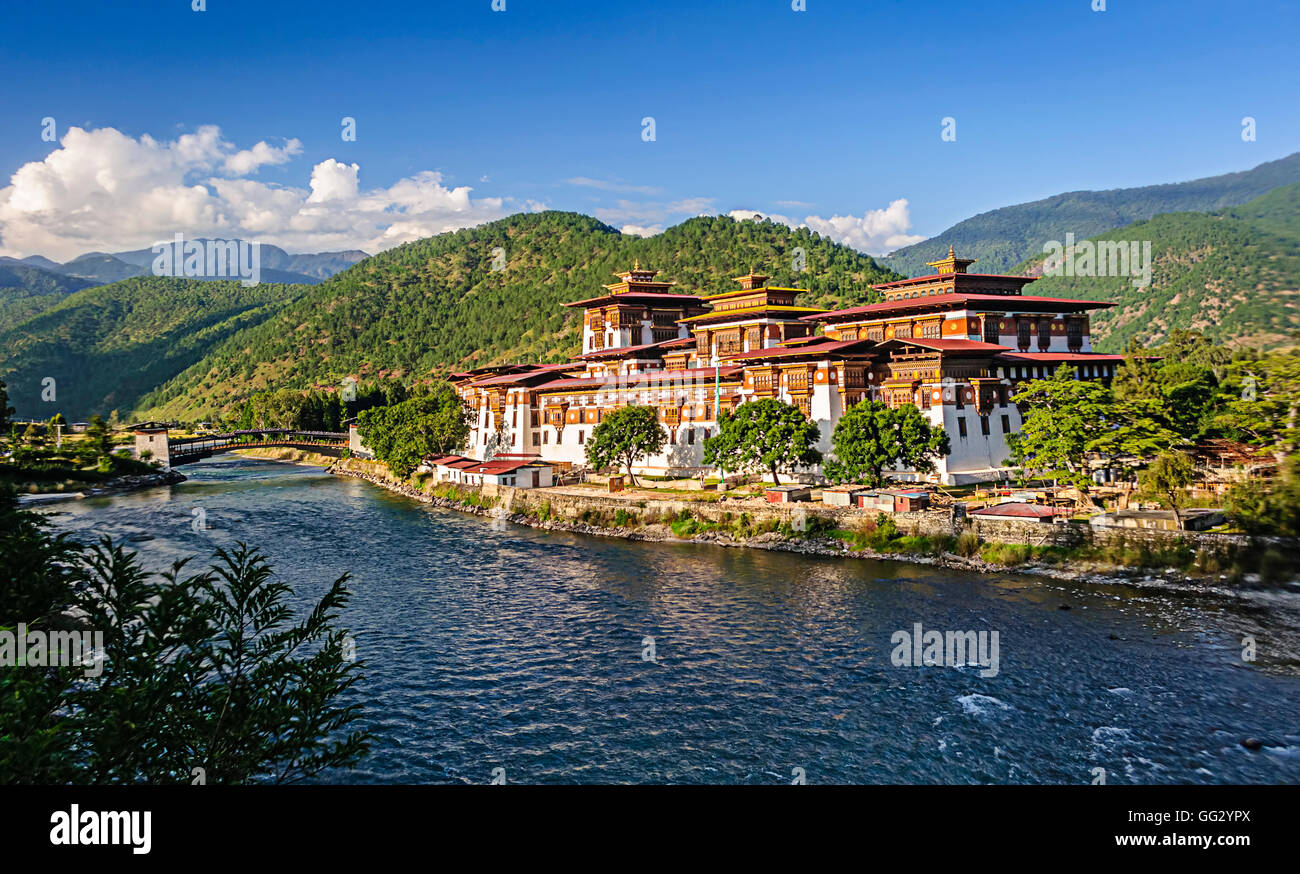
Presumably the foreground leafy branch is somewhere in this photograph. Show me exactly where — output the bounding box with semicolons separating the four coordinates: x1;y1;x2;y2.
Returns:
0;492;370;784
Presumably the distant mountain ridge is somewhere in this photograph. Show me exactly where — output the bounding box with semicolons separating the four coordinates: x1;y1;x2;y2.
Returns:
1019;181;1300;352
0;262;98;328
3;241;367;287
884;151;1300;277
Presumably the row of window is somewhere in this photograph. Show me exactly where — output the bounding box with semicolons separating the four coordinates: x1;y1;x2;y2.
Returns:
519;425;712;449
954;413;1013;439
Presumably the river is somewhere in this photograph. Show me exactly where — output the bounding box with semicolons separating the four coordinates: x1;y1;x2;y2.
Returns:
41;455;1300;784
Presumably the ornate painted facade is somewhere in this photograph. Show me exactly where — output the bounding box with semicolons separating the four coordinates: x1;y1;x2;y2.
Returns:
452;250;1123;484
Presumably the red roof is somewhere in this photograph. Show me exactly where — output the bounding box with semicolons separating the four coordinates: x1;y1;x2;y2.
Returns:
427;454;470;465
727;338;877;361
970;502;1059;519
469;460;544;475
444;458;482;469
577;339;675;360
532;376;613;391
871;272;1038;289
878;338;1009;353
470;365;581;387
997;352;1126;363
562;291;704;308
535;365;743;392
806;294;1114;322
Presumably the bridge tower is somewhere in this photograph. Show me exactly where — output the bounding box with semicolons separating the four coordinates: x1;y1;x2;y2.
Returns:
131;422;172;468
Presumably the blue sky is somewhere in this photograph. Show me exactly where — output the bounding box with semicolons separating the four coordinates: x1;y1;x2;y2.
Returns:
0;0;1295;260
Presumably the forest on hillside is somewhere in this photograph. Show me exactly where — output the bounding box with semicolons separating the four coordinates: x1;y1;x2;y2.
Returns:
1023;182;1300;352
133;212;899;420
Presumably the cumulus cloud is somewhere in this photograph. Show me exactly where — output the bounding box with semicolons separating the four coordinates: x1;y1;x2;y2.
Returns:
222;138;302;176
619;224;663;238
729;200;925;256
0;125;515;260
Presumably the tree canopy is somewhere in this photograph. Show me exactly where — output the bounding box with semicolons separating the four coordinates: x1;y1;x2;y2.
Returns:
702;398;822;485
356;382;471;477
1006;366;1114;490
584;405;666;485
824;400;950;487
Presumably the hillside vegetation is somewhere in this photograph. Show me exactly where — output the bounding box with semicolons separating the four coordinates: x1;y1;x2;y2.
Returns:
134;212;899;419
0;277;306;417
0;262;97;326
1022;182;1300;352
885;151;1300;276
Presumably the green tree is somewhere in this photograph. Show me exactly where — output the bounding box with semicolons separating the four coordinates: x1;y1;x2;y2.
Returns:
357;382;471;477
0;379;13;438
1112;338;1163;405
1088;397;1182;494
824;400;950;487
84;414;113;459
703;398;822;485
1157;361;1219;439
584;405;666;486
1223;455;1300;536
0;490;370;784
1212;349;1300;454
1137;449;1196;530
1006;366;1112;492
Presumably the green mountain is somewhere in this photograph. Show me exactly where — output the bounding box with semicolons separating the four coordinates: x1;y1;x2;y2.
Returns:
0;262;97;327
57;252;144;284
134;212;900;420
885;151;1300;277
0;277;307;418
1020;182;1300;352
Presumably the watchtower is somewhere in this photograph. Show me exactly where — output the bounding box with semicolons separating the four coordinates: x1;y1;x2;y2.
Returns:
131;422;171;468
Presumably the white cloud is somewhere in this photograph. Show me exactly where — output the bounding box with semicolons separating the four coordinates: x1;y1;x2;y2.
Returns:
619;224;663;237
0;125;516;260
729;200;925;256
222;138;302;176
305;158;361;203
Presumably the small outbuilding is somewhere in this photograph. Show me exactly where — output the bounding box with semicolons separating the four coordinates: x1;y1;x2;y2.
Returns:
765;485;812;503
821;485;869;507
969;502;1059;523
463;459;554;488
856;489;931;513
1089;508;1224;531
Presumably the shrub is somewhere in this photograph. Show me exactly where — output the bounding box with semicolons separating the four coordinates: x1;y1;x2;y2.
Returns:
1259;548;1291;584
955;531;982;558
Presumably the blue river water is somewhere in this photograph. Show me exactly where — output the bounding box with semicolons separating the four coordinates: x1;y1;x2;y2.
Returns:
42;455;1300;784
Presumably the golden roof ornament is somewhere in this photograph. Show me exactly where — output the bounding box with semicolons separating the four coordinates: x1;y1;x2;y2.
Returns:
925;245;977;275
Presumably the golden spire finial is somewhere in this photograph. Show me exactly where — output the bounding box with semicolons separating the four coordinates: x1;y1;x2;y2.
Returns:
633;258;640;271
925;244;976;275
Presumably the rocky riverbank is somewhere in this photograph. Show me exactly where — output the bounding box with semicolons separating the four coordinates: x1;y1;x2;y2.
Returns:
17;469;187;504
325;463;1104;580
326;461;1300;596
